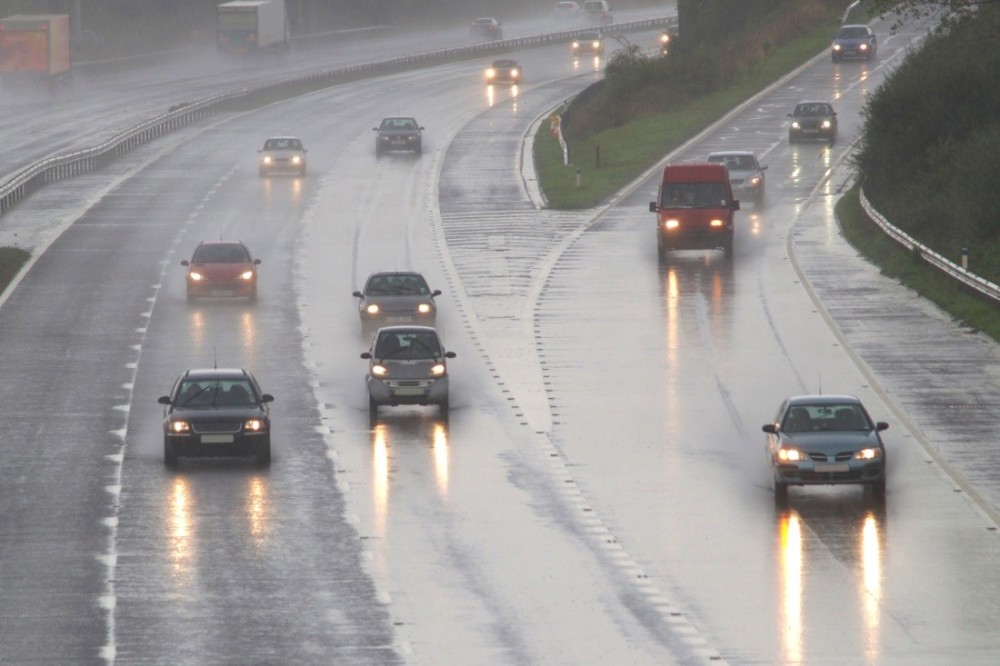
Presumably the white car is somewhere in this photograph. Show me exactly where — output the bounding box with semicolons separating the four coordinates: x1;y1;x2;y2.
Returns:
258;136;306;177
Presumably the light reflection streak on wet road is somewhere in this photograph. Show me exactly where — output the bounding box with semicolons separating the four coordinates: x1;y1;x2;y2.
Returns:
778;510;803;663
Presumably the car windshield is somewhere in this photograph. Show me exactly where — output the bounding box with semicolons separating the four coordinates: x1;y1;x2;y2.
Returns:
374;331;443;360
381;118;417;131
837;27;869;39
366;274;430;296
177;379;256;407
795;103;832;117
493;60;517;68
660;182;728;208
782;403;871;433
264;138;301;150
709;155;756;170
192;244;250;263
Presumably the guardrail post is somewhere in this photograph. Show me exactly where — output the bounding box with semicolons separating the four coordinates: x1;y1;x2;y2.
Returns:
961;247;969;270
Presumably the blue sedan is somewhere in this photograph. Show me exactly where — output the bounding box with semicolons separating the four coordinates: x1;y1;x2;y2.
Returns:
763;394;888;501
831;24;877;61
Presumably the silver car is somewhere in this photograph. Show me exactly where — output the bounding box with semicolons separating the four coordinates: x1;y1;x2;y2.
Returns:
362;326;455;420
353;271;441;334
763;394;889;501
707;150;767;203
258;136;306;177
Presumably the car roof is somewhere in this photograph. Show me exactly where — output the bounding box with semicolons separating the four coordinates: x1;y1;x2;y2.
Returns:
473;17;496;22
380;116;417;122
787;394;862;406
493;59;518;66
264;135;300;141
707;150;755;158
368;270;425;278
181;368;252;381
197;239;247;247
376;325;440;335
839;24;870;31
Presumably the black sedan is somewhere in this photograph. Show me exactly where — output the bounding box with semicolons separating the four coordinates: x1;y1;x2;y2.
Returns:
373;116;424;156
353;271;441;334
762;394;888;500
787;101;838;144
158;368;274;467
831;24;877;61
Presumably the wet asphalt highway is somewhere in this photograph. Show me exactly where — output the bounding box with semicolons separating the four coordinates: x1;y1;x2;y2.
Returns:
1;5;1000;665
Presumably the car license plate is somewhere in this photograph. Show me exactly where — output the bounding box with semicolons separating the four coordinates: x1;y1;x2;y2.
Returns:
211;289;235;297
803;129;818;134
387;316;409;323
201;434;234;444
393;387;424;396
814;463;849;473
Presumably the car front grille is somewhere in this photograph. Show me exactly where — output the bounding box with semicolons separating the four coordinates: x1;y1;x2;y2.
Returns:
193;421;242;434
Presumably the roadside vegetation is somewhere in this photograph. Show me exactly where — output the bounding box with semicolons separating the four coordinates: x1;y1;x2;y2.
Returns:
536;0;999;339
0;248;30;296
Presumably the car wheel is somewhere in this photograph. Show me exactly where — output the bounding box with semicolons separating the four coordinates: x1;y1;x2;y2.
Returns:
774;480;788;502
368;394;379;422
656;235;666;261
439;395;449;417
164;438;178;468
868;477;886;495
722;235;734;259
256;439;271;466
788;132;796;144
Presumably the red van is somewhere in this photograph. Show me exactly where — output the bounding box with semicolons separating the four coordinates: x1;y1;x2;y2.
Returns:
649;163;740;258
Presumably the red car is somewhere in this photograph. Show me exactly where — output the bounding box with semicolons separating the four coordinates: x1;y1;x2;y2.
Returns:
470;17;502;40
182;240;261;302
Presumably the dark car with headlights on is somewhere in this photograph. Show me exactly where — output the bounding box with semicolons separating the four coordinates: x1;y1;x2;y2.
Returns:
373;117;424;156
470;17;502;40
362;326;455;420
353;271;441;334
707;150;767;203
182;240;260;302
763;395;888;500
571;31;604;57
485;59;521;85
158;368;274;467
258;136;306;177
787;101;837;144
831;24;877;61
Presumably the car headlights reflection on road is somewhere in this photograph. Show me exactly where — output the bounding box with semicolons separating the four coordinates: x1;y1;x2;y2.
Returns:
433;422;449;498
169;477;194;581
372;424;389;538
777;510;803;663
246;475;269;547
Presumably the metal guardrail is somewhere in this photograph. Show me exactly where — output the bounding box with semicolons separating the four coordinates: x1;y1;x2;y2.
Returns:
859;188;1000;304
0;17;674;219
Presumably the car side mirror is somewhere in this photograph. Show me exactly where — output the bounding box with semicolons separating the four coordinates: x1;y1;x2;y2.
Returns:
762;424;777;434
732;200;740;211
649;201;657;213
353;290;363;298
372;127;378;131
419;127;425;131
361;352;372;359
181;260;189;266
158;395;172;405
760;164;768;171
431;289;442;297
445;351;457;358
876;421;889;431
261;394;275;403
254;258;262;265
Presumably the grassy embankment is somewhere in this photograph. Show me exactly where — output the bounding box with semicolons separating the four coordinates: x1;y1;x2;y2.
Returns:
534;11;1000;342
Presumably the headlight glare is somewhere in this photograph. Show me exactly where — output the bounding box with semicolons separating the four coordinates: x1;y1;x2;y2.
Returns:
371;364;388;377
171;420;190;434
664;219;680;230
854;448;882;461
430;363;446;376
417;303;432;314
240;270;254;280
365;304;380;315
243;418;266;432
188;272;203;281
710;218;724;227
777;448;805;462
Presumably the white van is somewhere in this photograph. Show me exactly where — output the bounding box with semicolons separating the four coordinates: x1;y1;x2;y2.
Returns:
582;0;613;25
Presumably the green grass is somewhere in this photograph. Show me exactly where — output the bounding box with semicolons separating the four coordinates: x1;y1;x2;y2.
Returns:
836;187;1000;342
535;20;840;209
0;247;30;297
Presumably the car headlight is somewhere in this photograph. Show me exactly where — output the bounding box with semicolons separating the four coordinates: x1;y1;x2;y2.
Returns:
592;41;601;49
791;121;801;129
747;175;761;186
821;120;832;129
510;70;519;78
430;363;446;376
262;156;272;164
417;303;432;314
243;418;266;432
170;420;191;434
371;364;388;377
572;41;580;48
859;43;868;51
710;218;724;227
776;448;806;462
292;156;301;164
832;43;842;51
661;33;670;45
365;303;380;315
486;68;496;78
663;219;680;230
854;448;882;461
188;271;203;282
239;270;255;281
